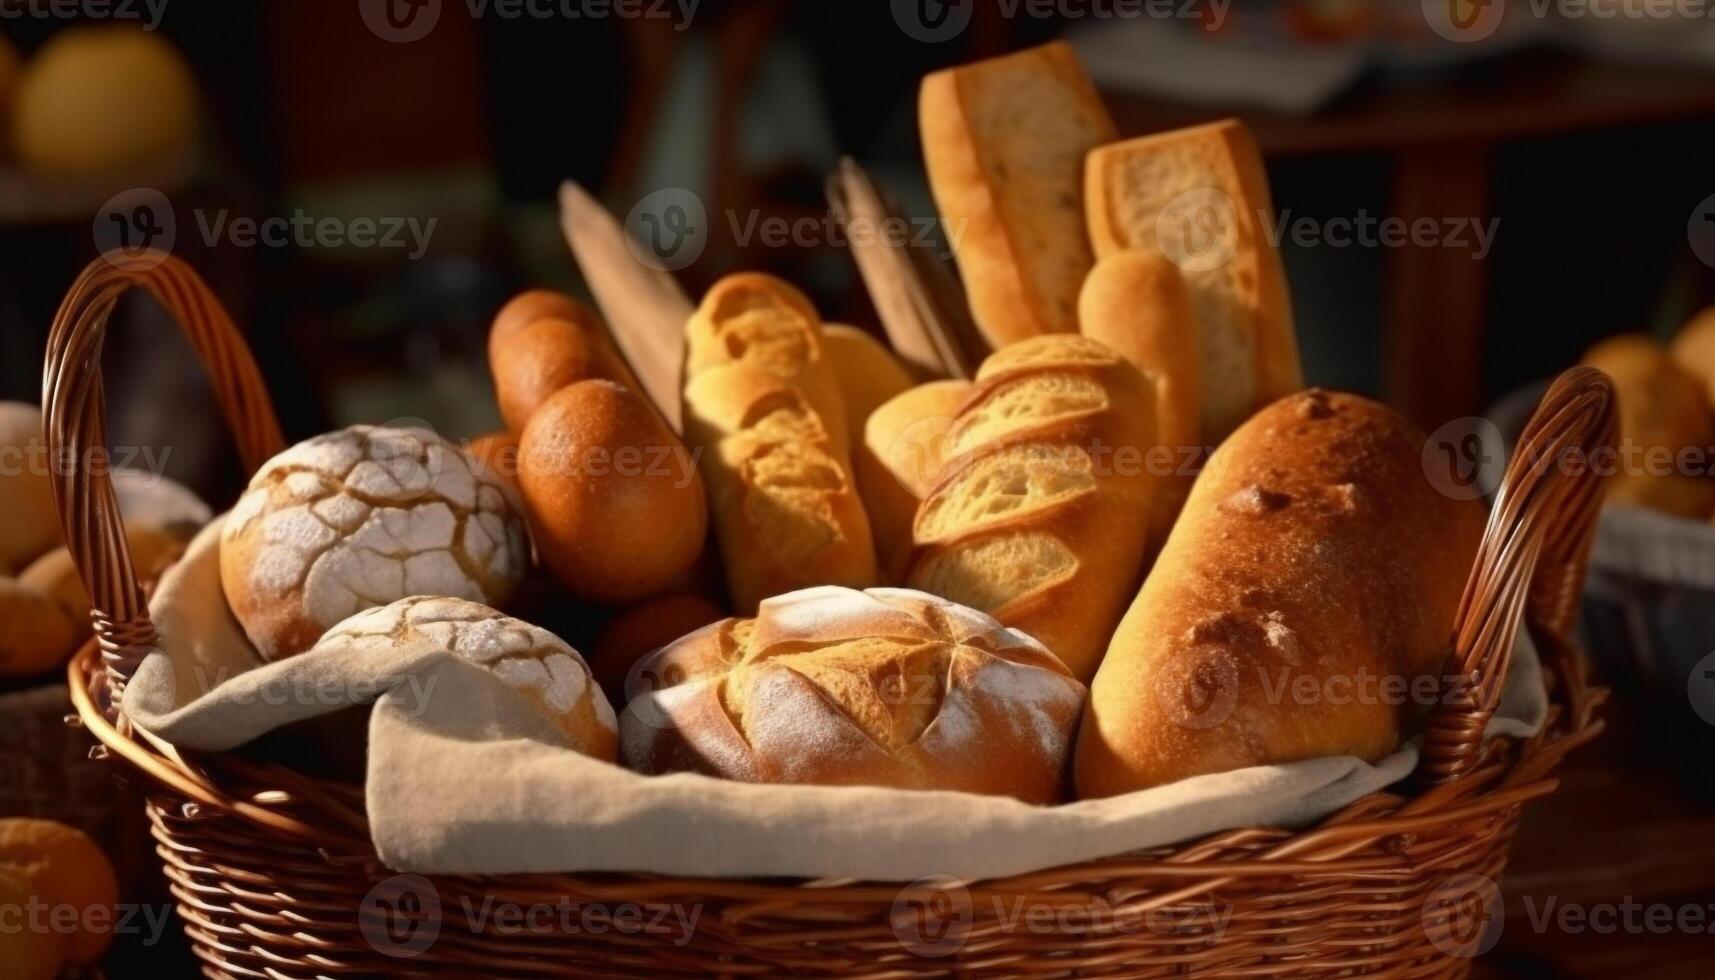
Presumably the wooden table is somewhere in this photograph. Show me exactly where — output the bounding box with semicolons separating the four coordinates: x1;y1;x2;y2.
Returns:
1103;47;1715;429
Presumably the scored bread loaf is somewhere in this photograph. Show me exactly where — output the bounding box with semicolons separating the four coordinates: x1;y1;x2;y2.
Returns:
1074;389;1485;798
857;379;972;579
904;335;1157;682
1581;334;1715;518
683;274;877;611
620;585;1087;803
920;41;1117;348
1078;251;1201;550
1085;119;1300;441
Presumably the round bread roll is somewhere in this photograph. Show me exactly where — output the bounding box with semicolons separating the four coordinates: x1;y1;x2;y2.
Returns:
0;870;64;980
0;578;78;680
317;596;617;759
1581;335;1715;518
621;585;1087;802
519;381;707;603
0;818;119;966
20;525;183;643
1671;306;1715;410
220;426;528;661
588;593;725;699
488;289;645;434
822;324;915;446
0;402;62;570
856;380;972;579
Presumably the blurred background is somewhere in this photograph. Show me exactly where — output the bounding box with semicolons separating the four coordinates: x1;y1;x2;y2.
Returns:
2;0;1714;976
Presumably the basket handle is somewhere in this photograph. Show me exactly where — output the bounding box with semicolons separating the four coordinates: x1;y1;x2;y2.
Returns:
43;251;284;714
1420;366;1616;786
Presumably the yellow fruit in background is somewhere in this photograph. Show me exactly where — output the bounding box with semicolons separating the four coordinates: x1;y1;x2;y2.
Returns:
0;819;120;965
0;869;66;980
11;26;199;183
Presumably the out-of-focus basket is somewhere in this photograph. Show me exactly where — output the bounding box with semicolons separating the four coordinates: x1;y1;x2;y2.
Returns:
0;683;111;827
58;252;1615;978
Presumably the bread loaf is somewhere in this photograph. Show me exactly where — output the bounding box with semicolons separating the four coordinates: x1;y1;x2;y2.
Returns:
19;525;183;644
587;593;725;700
0;402;61;569
904;336;1156;681
0;577;77;679
1074;389;1484;797
620;586;1086;802
1085;120;1300;440
857;379;972;578
683;274;877;611
920;41;1116;348
489;290;641;435
1671;306;1715;411
823;323;915;448
518;380;707;602
1581;335;1715;518
1078;251;1201;549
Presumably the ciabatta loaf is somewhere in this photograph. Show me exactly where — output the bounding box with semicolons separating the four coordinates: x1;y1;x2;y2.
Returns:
683;275;877;611
920;41;1116;348
1074;389;1484;798
904;336;1156;681
1085;119;1299;441
621;586;1086;803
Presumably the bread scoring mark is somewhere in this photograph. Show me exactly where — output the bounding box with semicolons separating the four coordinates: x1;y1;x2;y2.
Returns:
1296;389;1336;420
915;443;1096;542
911;532;1077;613
1221;484;1292;516
948;372;1108;456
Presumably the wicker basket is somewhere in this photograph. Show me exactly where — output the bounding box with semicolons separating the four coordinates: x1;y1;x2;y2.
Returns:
53;253;1615;978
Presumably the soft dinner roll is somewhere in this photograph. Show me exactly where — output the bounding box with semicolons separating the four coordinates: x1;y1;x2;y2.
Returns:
488;290;640;435
920;41;1116;347
904;336;1157;682
21;525;183;645
1079;251;1202;549
1581;334;1715;519
682;274;877;611
1075;389;1485;798
1670;306;1715;410
318;596;617;759
0;402;62;569
587;593;725;701
0;577;77;680
621;586;1086;802
220;426;529;661
518;380;707;603
0;870;63;980
857;379;973;579
0;818;119;966
1085;119;1301;441
822;323;915;448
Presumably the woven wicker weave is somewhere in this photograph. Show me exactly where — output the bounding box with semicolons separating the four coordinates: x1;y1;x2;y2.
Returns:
54;252;1615;978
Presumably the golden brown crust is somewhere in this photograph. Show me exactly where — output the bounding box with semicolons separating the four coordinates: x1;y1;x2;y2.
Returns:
1074;389;1484;798
1671;306;1715;411
822;323;915;448
1582;334;1715;519
0;577;77;679
856;380;972;580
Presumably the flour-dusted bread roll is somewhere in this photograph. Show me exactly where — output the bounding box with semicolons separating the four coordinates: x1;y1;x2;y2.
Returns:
0;402;61;569
1582;334;1715;519
1074;389;1485;798
822;323;915;448
904;336;1156;681
1079;251;1202;549
857;380;973;579
1671;306;1715;410
488;289;641;435
319;596;617;759
621;586;1085;802
683;274;876;611
921;41;1116;349
1086;119;1300;441
220;426;529;661
518;380;707;602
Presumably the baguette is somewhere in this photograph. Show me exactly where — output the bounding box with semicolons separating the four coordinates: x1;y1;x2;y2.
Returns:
920;41;1116;349
683;274;877;611
488;289;641;434
1074;389;1484;797
904;335;1156;681
857;379;973;579
1078;251;1201;549
822;323;915;448
1085;119;1300;440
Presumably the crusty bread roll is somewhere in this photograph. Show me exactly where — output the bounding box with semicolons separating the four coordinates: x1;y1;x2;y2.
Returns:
1078;251;1201;549
904;336;1157;682
0;577;77;679
620;586;1086;802
587;593;725;701
220;426;529;661
823;323;915;447
1581;335;1715;519
489;289;640;435
857;380;973;579
519;380;707;603
1074;389;1485;798
1085;120;1300;441
0;402;62;570
318;596;617;759
20;525;183;643
1670;306;1715;411
683;274;877;611
920;41;1116;348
